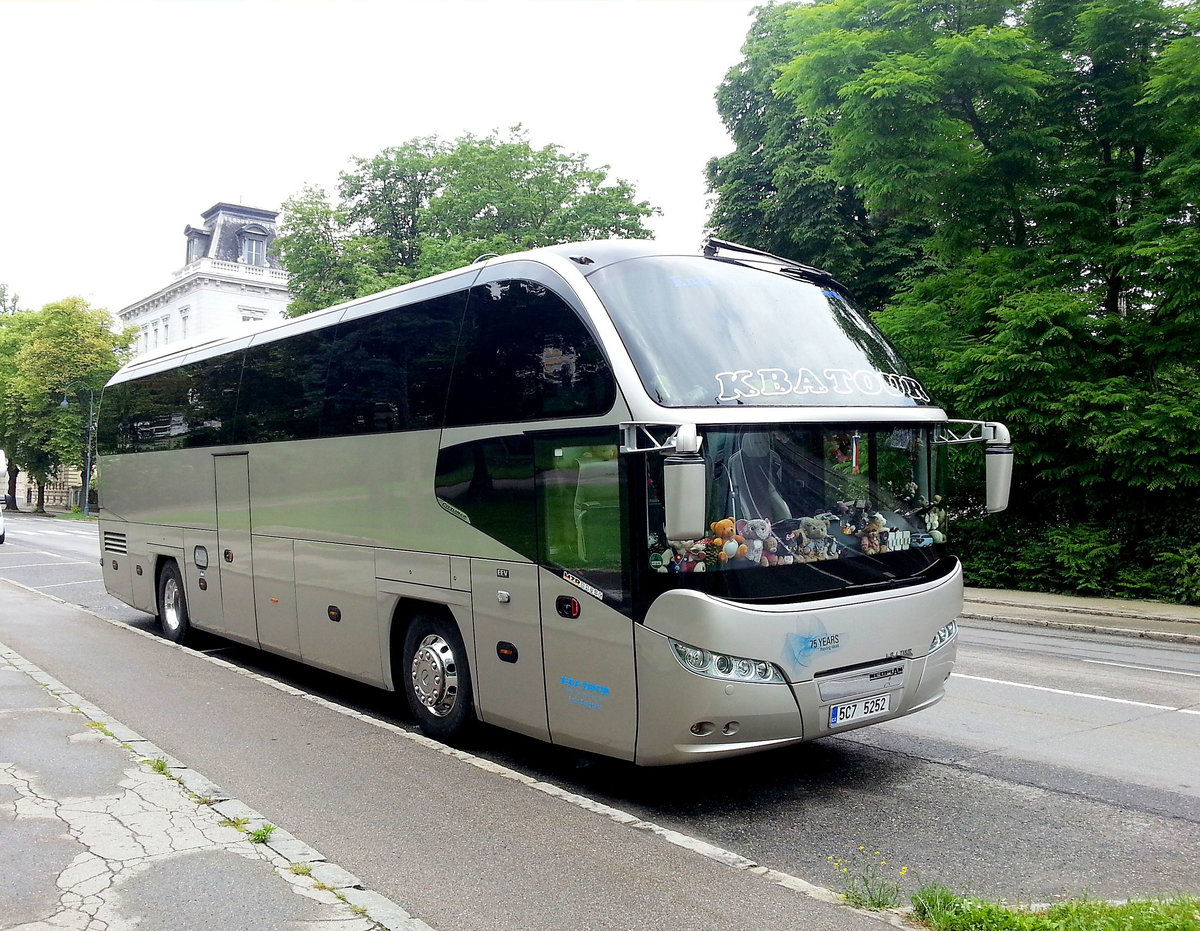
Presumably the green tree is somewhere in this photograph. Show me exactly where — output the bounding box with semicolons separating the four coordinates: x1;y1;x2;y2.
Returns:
275;127;658;316
705;2;931;311
0;309;39;505
274;186;386;317
711;0;1200;601
1;298;134;511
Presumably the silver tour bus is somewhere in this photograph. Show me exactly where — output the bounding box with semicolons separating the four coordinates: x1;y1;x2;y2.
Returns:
96;239;1012;765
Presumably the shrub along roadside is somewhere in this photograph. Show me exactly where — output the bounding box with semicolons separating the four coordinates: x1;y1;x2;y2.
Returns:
910;884;1200;931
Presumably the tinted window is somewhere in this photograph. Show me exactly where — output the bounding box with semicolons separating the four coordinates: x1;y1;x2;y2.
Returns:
323;293;464;436
177;355;244;448
435;437;536;560
96;382;136;455
237;332;330;443
102;354;244;453
444;280;615;427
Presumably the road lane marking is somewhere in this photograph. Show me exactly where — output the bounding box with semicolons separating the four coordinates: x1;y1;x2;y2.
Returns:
0;560;96;569
1082;658;1200;679
951;673;1198;715
39;579;105;589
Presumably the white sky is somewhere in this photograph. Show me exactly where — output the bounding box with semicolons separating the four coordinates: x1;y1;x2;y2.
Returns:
0;0;762;315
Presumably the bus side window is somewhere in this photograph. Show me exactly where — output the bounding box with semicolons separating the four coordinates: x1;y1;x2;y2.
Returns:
445;280;615;427
435;437;537;560
323;292;465;437
535;437;626;601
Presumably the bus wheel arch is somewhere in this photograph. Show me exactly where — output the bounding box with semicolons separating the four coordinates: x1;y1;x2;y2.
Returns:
155;558;191;644
392;602;476;741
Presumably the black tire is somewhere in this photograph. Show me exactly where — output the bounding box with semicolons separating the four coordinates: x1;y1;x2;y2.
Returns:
157;561;191;644
402;612;475;741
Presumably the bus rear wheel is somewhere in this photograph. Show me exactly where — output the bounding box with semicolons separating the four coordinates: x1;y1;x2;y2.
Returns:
157;561;191;644
402;613;474;741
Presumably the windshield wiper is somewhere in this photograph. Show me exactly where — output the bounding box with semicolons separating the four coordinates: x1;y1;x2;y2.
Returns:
701;238;848;292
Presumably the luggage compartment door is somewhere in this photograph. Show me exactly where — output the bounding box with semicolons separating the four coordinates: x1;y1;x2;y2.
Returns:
214;453;258;645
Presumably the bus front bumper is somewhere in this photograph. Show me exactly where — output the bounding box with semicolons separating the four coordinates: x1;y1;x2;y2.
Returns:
632;625;959;766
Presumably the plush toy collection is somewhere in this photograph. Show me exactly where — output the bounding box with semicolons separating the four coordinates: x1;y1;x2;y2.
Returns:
653;495;945;573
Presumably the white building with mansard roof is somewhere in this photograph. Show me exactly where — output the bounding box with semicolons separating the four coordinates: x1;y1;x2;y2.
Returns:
117;203;291;353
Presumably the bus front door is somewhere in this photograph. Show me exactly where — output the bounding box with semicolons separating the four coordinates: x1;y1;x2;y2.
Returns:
539;570;636;761
535;438;636;761
214;453;259;645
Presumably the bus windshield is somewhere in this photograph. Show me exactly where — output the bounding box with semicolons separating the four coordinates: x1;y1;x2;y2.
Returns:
644;425;949;600
587;256;935;409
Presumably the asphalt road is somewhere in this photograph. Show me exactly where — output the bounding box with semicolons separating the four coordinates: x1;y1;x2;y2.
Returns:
2;512;1197;907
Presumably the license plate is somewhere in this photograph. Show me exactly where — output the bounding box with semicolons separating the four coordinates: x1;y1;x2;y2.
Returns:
829;693;891;728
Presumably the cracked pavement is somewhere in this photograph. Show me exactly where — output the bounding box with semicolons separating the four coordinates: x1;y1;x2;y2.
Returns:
0;646;428;931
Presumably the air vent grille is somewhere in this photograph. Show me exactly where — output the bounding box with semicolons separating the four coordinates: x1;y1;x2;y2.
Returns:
102;531;128;555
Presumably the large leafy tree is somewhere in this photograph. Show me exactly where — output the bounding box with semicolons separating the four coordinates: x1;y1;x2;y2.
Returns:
276;128;658;317
710;0;1200;601
0;308;38;504
0;298;134;511
705;3;931;311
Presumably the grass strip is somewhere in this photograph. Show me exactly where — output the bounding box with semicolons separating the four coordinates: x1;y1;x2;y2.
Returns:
912;883;1200;931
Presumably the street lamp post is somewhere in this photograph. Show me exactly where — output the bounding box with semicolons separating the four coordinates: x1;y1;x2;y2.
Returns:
60;384;96;517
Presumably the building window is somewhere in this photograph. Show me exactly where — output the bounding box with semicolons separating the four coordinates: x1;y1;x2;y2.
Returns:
242;237;265;266
180;312;189;340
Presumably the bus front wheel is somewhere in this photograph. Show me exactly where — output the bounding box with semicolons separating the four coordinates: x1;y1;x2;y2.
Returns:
402;613;474;741
157;561;191;644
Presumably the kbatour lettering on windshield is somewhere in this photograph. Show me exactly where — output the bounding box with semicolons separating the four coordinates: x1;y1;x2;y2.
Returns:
715;368;930;403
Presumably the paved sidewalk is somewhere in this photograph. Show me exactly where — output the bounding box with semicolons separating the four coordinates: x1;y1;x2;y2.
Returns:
0;643;430;931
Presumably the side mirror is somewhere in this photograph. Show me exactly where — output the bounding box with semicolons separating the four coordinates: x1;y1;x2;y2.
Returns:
663;454;707;541
984;422;1012;513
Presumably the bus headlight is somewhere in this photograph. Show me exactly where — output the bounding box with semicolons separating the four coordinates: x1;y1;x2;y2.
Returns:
669;638;784;684
929;619;958;653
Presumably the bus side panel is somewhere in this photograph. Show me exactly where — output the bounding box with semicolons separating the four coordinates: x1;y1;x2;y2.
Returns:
214;454;258;647
253;536;300;660
294;540;384;686
125;528;157;615
469;558;549;741
183;529;224;635
98;518;135;608
100;451;219;529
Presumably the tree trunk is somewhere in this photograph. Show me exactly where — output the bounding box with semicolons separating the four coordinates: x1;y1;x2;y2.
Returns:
35;481;46;514
6;462;18;511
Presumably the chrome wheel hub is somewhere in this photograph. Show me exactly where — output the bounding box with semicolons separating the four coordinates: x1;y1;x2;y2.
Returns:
162;577;182;631
411;634;458;718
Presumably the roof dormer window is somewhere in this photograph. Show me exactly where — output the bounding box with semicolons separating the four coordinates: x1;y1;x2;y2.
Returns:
242;236;265;266
239;224;269;266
